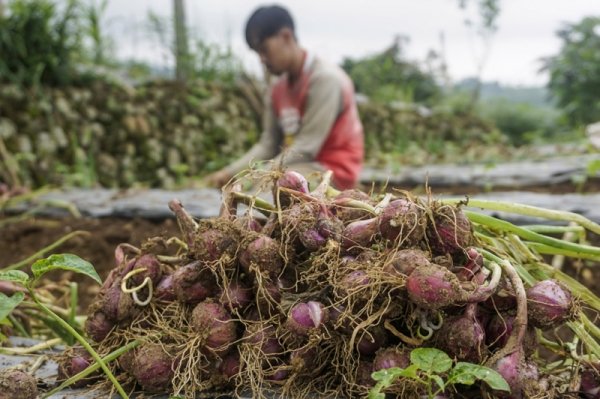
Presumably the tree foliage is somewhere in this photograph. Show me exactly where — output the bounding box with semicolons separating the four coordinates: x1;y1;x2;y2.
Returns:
543;16;600;126
82;0;112;66
341;37;440;104
0;0;82;86
145;10;242;83
457;0;500;33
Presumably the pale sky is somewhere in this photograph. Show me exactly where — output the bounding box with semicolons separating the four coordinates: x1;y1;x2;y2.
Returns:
104;0;599;86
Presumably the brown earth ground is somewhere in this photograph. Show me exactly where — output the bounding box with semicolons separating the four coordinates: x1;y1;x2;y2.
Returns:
0;217;181;312
1;179;599;313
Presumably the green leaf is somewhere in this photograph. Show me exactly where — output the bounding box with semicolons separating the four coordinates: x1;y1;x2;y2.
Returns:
450;362;510;392
367;384;386;399
371;368;401;385
31;254;101;285
431;374;445;392
587;159;600;175
0;292;25;321
369;365;421;399
35;313;75;345
372;365;419;384
396;364;419;379
450;370;476;386
0;270;30;285
411;347;452;373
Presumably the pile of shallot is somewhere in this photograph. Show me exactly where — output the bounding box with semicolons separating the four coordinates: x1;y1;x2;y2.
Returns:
55;170;600;399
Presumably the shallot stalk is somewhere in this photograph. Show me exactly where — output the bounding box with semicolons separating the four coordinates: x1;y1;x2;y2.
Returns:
482;255;528;364
440;198;600;235
168;199;199;245
219;182;242;220
463;211;600;257
480;255;536;398
331;189;377;223
232;191;276;216
485;248;600;358
310;170;333;199
114;243;141;267
525;242;600;262
27;288;129;399
462;260;502;303
44;341;140;398
332;196;377;215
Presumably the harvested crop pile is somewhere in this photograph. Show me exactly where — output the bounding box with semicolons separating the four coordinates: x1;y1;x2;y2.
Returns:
0;80;261;188
0;81;497;189
55;170;600;398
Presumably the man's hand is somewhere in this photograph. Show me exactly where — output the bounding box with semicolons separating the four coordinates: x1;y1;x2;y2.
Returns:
204;169;233;188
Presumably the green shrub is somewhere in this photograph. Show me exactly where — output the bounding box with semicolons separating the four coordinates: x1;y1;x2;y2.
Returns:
190;41;243;84
342;39;440;105
478;99;560;145
544;17;600;126
0;0;84;87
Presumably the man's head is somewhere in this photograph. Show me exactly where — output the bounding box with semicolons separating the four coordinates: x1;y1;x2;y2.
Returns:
245;5;300;75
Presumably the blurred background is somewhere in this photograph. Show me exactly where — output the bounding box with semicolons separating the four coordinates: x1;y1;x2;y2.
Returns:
0;0;598;190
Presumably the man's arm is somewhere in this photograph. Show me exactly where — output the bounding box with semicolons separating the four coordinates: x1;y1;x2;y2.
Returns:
224;101;279;175
273;71;343;165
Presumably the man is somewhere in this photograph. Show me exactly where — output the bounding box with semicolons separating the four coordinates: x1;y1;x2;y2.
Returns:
205;5;364;190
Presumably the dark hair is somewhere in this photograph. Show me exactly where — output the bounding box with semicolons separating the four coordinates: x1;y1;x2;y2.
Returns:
245;5;295;50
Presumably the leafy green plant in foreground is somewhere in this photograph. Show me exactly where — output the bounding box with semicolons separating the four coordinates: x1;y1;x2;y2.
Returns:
368;347;510;399
0;254;130;399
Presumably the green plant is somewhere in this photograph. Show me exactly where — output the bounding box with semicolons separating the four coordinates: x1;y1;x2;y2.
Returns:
478;98;560;145
190;40;242;83
43;340;140;398
586;159;600;177
543;16;600;126
368;347;509;399
146;10;172;69
573;158;600;193
145;10;242;83
81;0;112;66
0;291;26;341
0;0;83;87
0;254;129;399
341;37;440;104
